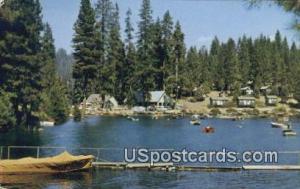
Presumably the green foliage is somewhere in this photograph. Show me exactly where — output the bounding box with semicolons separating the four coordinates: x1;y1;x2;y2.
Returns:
0;92;16;131
73;105;82;122
0;0;44;127
73;0;98;103
210;108;222;116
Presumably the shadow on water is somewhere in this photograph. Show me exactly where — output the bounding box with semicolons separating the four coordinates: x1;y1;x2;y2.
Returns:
0;171;92;189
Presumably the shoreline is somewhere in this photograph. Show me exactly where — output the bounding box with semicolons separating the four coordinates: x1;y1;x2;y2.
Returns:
82;106;300;120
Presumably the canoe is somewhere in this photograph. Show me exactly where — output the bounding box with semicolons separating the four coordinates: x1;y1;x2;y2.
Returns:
271;122;288;129
0;151;94;174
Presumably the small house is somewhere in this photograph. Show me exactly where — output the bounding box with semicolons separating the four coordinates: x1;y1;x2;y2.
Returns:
83;94;119;110
241;87;254;96
237;96;256;108
265;95;278;106
210;97;229;107
103;96;119;109
260;86;271;95
135;91;173;109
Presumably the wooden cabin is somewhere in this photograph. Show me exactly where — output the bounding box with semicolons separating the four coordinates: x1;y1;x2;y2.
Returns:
210;97;229;107
237;96;256;108
265;95;278;106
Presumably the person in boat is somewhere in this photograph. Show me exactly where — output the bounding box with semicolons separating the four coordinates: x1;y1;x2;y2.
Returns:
202;126;215;133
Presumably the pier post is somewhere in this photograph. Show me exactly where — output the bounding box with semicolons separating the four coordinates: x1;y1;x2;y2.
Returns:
7;147;10;159
37;147;40;158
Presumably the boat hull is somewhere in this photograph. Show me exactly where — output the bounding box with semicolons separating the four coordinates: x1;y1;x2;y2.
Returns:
0;152;94;175
271;122;288;129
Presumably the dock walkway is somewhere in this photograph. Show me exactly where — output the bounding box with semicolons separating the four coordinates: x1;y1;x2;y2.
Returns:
92;162;300;172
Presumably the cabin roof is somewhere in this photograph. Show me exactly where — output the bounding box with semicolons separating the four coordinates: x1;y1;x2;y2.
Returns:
238;96;256;100
266;95;277;99
86;94;101;104
210;97;228;101
149;91;166;103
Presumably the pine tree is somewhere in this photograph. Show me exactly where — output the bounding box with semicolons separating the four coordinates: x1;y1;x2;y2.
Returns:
209;37;222;90
161;11;174;90
169;21;185;98
223;38;241;97
73;0;98;104
237;36;251;84
95;0;114;60
107;3;125;103
136;0;156;101
124;9;137;105
0;0;44;127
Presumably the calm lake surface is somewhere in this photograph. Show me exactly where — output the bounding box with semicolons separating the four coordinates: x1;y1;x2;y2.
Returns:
1;116;300;188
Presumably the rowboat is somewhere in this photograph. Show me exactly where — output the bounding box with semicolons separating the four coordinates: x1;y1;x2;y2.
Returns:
190;115;201;125
271;122;288;129
283;129;297;137
190;120;201;125
0;151;94;174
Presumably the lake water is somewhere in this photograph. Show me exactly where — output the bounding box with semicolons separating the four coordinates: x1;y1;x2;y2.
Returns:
1;116;300;188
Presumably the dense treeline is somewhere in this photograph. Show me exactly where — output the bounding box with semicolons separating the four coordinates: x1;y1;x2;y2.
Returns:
73;0;186;105
185;32;300;101
73;0;300;106
1;0;300;130
0;0;70;130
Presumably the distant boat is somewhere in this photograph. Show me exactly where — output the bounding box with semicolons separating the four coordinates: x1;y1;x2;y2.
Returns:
271;122;288;129
190;115;201;125
283;129;297;136
128;116;139;122
40;121;55;127
190;120;201;125
202;126;215;134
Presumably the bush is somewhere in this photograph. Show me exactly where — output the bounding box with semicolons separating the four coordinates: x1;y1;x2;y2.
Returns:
210;108;221;116
226;108;237;114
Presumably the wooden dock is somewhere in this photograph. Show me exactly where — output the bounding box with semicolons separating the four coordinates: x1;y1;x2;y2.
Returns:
92;162;175;171
243;165;300;170
92;162;300;172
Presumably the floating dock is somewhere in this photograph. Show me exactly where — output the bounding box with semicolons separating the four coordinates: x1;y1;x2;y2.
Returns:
92;162;300;172
243;165;300;170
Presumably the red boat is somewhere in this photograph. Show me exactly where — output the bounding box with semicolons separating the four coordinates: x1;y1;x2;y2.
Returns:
202;126;215;133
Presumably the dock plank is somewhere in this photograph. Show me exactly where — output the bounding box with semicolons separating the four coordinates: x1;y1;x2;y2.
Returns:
243;165;300;170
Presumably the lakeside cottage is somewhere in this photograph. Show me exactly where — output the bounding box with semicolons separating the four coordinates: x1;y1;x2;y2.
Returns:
135;91;173;109
237;96;256;108
210;97;229;107
83;94;119;110
265;95;278;106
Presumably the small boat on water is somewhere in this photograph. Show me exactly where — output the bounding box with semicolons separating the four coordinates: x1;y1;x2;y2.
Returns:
282;123;297;136
283;129;297;136
190;120;201;125
190;115;201;125
271;122;288;129
202;126;215;134
40;121;55;127
128;116;139;122
0;151;94;174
